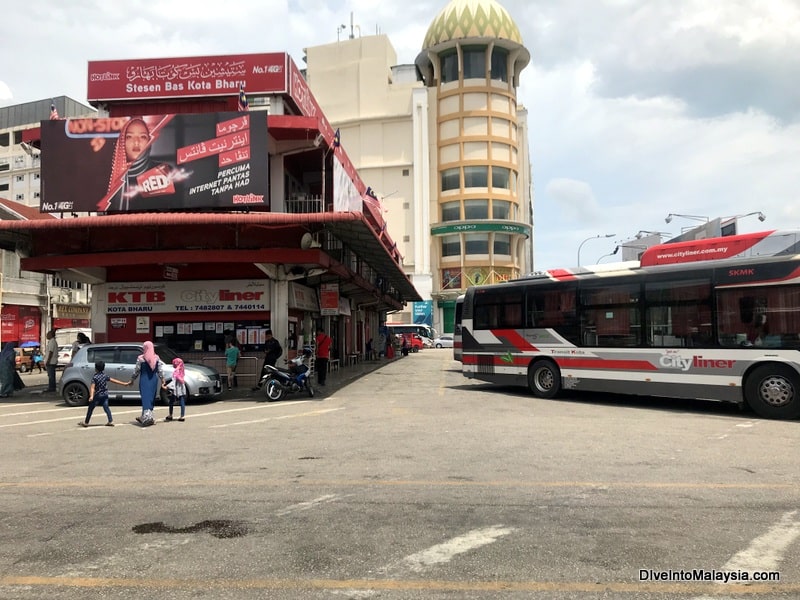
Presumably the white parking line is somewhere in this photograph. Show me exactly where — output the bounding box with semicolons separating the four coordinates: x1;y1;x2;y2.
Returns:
722;510;800;572
692;510;800;600
0;401;51;409
209;406;344;428
1;401;316;429
2;406;83;417
0;408;141;428
398;525;516;573
275;494;342;516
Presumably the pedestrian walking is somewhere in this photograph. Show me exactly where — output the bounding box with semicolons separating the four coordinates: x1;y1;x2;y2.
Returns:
225;339;240;391
127;341;165;426
79;361;126;427
314;327;332;386
44;329;59;392
164;357;187;422
0;342;16;397
32;348;44;373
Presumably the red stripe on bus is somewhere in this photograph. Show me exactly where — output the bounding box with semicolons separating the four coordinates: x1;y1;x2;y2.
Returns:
462;355;658;371
556;357;658;371
492;329;539;351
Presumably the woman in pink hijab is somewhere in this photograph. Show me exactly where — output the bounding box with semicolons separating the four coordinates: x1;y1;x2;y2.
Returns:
128;341;165;424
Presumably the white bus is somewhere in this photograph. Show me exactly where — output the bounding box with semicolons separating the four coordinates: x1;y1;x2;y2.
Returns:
460;229;800;420
385;323;436;346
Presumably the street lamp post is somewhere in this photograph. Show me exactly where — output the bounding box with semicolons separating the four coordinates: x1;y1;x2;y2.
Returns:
577;233;615;266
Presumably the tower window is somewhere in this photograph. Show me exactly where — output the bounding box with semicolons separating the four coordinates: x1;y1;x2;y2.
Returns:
442;201;460;221
441;168;460;191
463;166;488;188
494;234;511;255
442;235;461;257
492;167;510;189
462;46;487;80
465;233;489;255
440;49;459;84
464;199;488;219
492;200;511;220
491;47;509;82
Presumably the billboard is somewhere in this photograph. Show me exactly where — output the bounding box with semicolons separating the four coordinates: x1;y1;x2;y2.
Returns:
87;53;287;101
41;112;269;213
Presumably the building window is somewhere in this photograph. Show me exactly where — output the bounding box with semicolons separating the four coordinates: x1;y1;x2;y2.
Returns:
462;46;486;80
494;234;511;255
492;200;511;219
33;192;40;199
464;199;488;219
440;49;459;84
463;166;488;188
0;160;10;172
442;235;461;257
15;175;24;182
0;132;8;147
402;169;409;176
492;167;510;189
0;183;8;191
13;131;22;144
491;47;509;82
441;201;460;221
33;173;40;181
441;168;460;191
465;233;489;255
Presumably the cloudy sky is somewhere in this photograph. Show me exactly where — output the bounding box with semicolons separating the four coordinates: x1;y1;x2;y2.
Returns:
3;0;799;269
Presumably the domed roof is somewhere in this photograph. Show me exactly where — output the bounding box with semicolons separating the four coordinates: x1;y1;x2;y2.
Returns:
422;0;523;49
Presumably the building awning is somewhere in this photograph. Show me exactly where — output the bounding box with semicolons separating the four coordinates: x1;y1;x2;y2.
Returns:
0;210;421;310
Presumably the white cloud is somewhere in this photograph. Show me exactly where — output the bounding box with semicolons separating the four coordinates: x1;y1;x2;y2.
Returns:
2;0;799;271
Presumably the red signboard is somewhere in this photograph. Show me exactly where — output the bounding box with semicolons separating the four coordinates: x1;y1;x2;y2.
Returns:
41;112;269;213
1;305;41;343
88;53;288;101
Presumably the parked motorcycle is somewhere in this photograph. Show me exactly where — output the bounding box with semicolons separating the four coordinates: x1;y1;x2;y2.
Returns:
260;348;314;401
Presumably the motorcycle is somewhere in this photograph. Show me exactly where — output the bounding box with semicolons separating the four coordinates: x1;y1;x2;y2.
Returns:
260;350;314;401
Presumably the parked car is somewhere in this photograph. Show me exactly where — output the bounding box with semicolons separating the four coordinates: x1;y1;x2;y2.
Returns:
433;334;454;348
59;343;223;407
57;345;73;368
14;348;34;372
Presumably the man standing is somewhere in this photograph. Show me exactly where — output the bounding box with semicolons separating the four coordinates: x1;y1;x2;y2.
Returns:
314;327;332;386
44;329;59;392
253;329;282;390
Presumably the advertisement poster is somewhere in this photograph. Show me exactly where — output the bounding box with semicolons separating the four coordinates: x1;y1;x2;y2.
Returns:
41;111;269;213
319;283;340;316
413;301;433;326
0;305;41;343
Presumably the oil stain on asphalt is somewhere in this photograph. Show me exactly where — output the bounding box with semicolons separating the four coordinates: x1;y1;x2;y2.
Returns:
132;519;248;538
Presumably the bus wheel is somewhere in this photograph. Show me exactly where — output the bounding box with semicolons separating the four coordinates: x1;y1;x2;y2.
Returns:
744;364;800;420
528;360;561;399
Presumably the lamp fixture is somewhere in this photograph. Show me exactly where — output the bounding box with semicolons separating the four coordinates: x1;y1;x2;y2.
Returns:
312;133;324;148
724;211;766;222
577;233;616;266
665;214;709;224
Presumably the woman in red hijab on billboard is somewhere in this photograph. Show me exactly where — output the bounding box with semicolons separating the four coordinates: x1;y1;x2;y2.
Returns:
101;116;175;212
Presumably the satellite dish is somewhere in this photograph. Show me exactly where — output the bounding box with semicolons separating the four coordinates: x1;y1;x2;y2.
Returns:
300;232;321;249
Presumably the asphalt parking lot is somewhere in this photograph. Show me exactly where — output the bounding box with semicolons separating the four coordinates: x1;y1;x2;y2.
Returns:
2;349;798;599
